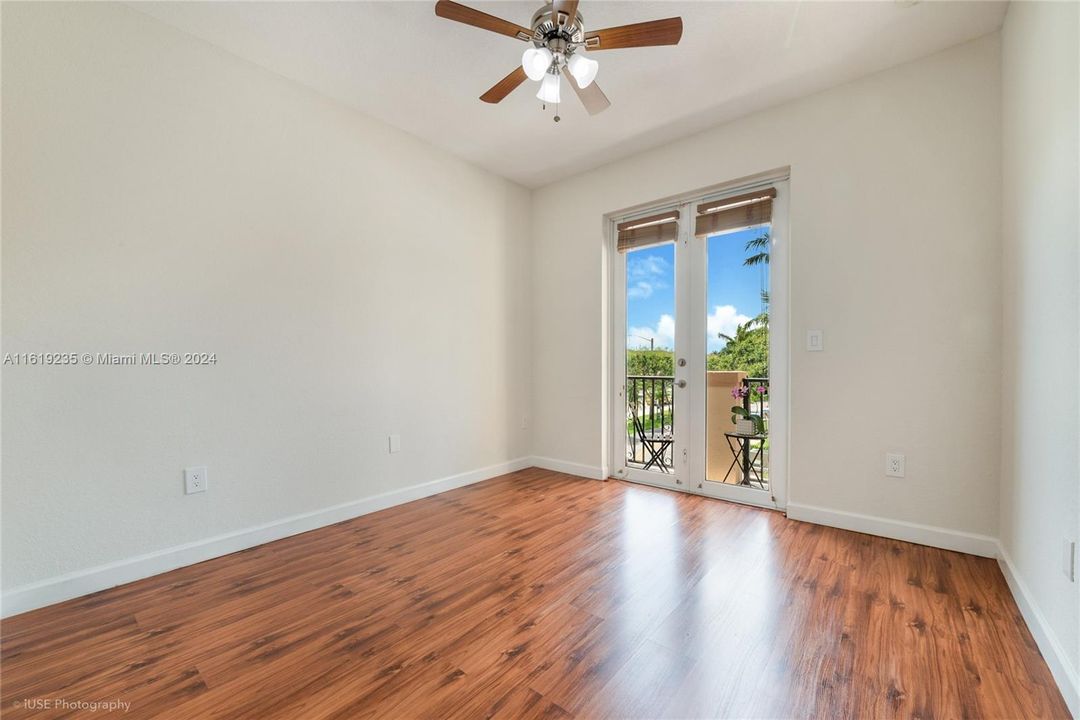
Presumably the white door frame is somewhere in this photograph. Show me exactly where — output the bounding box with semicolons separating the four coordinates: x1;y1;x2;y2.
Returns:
691;180;788;509
609;203;685;493
607;176;789;510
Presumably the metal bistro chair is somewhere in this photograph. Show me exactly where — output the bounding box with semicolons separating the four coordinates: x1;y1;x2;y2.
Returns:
630;404;674;473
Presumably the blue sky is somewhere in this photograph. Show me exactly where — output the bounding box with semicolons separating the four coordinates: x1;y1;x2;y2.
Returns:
626;226;769;353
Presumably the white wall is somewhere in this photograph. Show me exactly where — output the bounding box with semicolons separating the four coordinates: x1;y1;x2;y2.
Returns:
1000;0;1080;705
1;3;531;595
1;5;1076;708
532;35;1002;539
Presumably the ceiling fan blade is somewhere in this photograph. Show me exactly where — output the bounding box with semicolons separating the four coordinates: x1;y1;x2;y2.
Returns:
567;74;611;115
434;0;533;41
480;66;528;104
584;17;683;50
552;0;579;30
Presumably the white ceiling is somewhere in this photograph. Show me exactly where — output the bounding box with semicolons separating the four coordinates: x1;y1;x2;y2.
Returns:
131;1;1006;188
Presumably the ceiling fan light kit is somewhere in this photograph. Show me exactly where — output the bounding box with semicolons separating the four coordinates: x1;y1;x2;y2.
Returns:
537;71;562;104
434;0;683;122
567;52;599;88
522;46;554;81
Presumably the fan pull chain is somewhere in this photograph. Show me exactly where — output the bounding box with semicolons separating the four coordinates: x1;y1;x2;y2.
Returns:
541;102;561;123
554;68;561;122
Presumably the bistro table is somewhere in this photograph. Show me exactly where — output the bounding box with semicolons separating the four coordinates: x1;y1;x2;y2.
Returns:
723;432;766;487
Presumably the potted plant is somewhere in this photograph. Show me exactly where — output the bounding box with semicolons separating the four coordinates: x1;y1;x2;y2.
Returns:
730;385;765;436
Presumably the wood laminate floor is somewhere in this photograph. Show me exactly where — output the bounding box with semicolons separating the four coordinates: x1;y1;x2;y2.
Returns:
1;469;1071;719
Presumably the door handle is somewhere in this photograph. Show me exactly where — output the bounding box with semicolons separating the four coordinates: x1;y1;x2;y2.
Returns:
675;379;687;388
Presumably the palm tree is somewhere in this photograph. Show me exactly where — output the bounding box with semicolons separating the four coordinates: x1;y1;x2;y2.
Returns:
718;321;754;346
743;232;770;267
750;290;769;329
716;229;771;346
743;231;770;328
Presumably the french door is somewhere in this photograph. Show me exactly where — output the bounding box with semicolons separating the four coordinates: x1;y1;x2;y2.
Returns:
610;180;788;509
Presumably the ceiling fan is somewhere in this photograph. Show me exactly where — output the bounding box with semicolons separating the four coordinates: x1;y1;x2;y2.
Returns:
434;0;683;121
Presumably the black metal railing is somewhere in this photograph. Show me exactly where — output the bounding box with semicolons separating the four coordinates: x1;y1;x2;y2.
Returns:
626;375;674;471
625;374;770;482
738;377;770;487
741;377;770;423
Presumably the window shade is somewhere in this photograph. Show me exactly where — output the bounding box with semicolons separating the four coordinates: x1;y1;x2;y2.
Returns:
694;188;776;237
616;210;679;252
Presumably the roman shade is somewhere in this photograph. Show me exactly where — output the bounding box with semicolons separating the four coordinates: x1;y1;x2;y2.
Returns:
694;188;776;237
616;210;679;252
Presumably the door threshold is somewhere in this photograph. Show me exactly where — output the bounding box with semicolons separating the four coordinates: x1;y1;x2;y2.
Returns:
612;475;783;512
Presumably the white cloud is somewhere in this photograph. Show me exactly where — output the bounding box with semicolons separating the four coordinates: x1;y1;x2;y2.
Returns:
628;305;752;352
625;255;670;301
708;305;751;352
627;254;669;280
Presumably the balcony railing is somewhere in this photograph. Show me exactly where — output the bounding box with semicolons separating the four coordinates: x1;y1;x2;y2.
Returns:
736;377;769;488
740;377;769;423
626;375;674;470
626;374;770;488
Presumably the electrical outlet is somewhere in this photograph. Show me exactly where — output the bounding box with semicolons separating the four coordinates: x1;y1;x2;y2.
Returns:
885;453;905;478
1064;540;1076;582
184;466;207;494
388;434;401;454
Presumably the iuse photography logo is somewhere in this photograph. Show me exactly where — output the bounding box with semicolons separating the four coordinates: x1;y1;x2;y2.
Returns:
12;697;131;713
3;352;218;366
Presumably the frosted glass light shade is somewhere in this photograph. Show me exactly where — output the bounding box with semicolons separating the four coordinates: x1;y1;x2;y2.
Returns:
521;47;554;82
567;53;599;88
536;72;561;104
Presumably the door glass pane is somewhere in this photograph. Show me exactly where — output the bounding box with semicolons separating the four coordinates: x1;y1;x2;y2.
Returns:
704;224;770;490
625;242;675;474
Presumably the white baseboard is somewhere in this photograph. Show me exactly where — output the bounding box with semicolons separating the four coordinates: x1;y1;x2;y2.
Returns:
528;455;605;480
0;456;531;618
997;543;1079;718
785;502;999;558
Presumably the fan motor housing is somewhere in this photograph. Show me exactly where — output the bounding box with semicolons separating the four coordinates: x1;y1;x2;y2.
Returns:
530;3;585;50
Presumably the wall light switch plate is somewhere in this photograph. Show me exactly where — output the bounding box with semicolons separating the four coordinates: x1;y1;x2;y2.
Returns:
807;329;824;352
184;466;207;494
885;453;905;478
389;434;401;454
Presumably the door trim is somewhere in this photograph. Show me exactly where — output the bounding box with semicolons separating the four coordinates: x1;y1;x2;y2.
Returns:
608;204;683;491
693;179;788;510
605;174;790;511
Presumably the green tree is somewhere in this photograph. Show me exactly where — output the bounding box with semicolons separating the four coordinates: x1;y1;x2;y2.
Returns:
708;321;768;378
625;349;675;435
626;349;673;377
